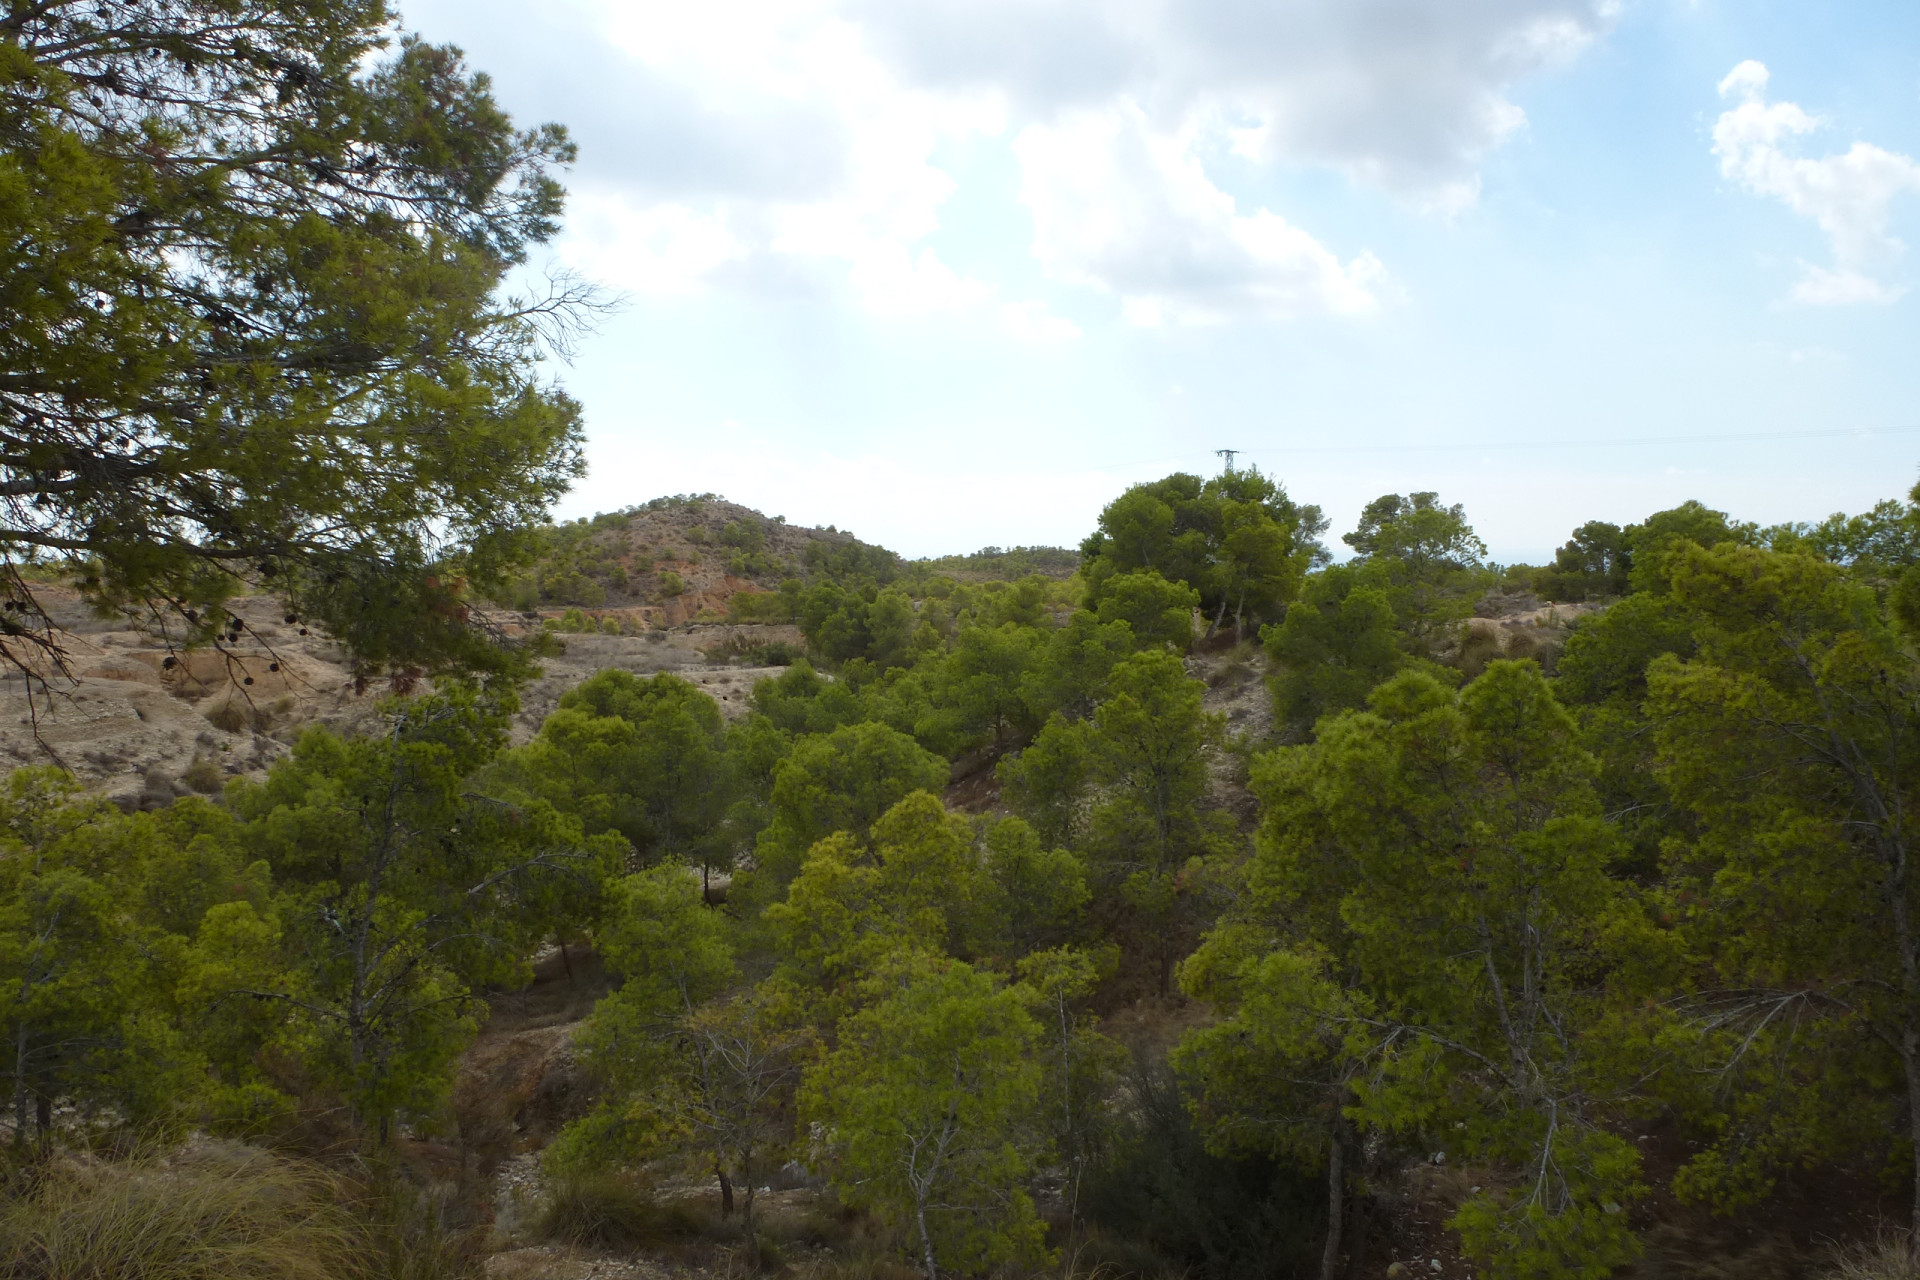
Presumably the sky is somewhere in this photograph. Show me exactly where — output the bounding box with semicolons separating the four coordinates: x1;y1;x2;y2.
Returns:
398;0;1920;562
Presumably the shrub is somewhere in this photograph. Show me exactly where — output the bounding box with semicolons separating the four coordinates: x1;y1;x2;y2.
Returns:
180;756;226;794
538;1175;713;1251
754;641;803;667
658;571;686;598
203;697;253;734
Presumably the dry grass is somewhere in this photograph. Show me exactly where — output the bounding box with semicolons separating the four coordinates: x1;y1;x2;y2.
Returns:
0;1142;364;1280
202;695;259;733
1825;1231;1920;1280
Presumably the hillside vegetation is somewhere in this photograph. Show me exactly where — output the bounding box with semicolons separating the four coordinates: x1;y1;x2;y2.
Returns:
8;465;1920;1280
496;496;1082;633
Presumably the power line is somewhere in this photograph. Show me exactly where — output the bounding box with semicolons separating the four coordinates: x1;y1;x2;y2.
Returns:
1247;424;1920;457
1058;423;1920;478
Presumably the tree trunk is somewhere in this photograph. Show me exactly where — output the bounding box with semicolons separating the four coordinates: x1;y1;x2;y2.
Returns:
717;1165;734;1217
1343;1180;1373;1280
916;1197;940;1280
1905;1026;1920;1238
1320;1124;1346;1280
742;1175;758;1252
12;1026;26;1146
558;938;575;985
34;1090;50;1143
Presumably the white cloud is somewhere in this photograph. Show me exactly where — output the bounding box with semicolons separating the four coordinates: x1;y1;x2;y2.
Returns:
999;299;1083;341
1714;60;1920;305
1016;108;1386;324
561;190;745;295
856;0;1615;207
533;0;1001;315
422;0;1613;325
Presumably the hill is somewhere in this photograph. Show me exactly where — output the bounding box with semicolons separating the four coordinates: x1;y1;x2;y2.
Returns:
499;495;1081;624
491;495;901;627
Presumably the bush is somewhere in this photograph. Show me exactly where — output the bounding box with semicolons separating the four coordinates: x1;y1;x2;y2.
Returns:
203;697;254;734
538;1174;713;1252
752;641;803;666
0;1143;363;1280
658;571;686;598
180;755;226;794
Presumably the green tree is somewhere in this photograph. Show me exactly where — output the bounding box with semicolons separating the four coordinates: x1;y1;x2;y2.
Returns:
766;792;978;994
749;659;868;737
550;863;735;1124
924;621;1046;751
548;864;774;1209
1341;492;1486;648
1622;501;1751;594
1536;522;1631;602
1190;663;1642;1278
1085;650;1233;991
1028;611;1137;721
1094;570;1199;652
866;587;922;671
1014;947;1121;1187
1176;942;1362;1280
1262;564;1405;735
1079;469;1327;636
996;714;1096;850
803;956;1050;1280
0;771;163;1141
751;722;948;891
0;1;591;682
1005;650;1232;992
1778;487;1920;580
1343;492;1486;567
799;584;873;664
0;774;277;1141
968;819;1090;962
231;688;619;1139
1646;542;1920;1234
494;670;731;875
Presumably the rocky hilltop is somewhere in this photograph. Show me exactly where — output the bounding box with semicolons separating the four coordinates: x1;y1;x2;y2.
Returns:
495;495;896;627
